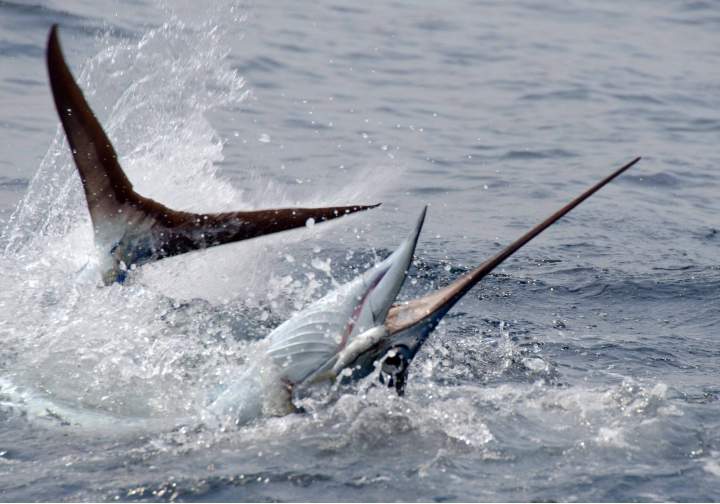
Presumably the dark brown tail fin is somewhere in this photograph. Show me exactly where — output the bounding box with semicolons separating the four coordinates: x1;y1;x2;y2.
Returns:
46;25;379;284
386;157;641;333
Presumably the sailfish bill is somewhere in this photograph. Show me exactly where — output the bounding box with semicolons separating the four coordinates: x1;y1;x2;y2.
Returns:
371;157;642;393
386;156;642;333
46;25;379;285
286;157;641;401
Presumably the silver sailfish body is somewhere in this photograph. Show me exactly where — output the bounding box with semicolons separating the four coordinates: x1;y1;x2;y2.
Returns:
206;209;427;424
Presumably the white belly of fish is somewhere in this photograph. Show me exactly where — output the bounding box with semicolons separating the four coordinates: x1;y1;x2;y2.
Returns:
206;280;367;424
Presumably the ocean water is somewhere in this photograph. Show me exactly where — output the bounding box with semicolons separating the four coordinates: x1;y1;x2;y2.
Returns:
1;0;719;501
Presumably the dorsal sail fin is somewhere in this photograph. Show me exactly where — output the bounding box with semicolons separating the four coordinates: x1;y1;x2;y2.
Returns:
386;157;642;334
46;25;379;284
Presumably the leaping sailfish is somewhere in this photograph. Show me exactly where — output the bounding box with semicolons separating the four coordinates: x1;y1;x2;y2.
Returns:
46;25;378;285
207;157;641;425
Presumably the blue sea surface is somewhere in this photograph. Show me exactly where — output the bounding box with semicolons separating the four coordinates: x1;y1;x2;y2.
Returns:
0;0;719;501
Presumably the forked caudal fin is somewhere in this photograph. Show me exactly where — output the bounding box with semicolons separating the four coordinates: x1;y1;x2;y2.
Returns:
385;157;642;346
46;25;379;284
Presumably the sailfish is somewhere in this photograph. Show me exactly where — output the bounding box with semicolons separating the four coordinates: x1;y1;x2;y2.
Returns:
206;157;641;424
46;25;378;285
15;158;640;430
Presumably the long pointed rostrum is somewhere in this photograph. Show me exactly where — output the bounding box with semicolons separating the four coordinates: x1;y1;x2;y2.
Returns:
46;25;379;284
386;157;641;334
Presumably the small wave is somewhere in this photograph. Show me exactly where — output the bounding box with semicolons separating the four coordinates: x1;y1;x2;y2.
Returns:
562;270;720;302
520;88;594;102
0;40;43;59
699;228;718;241
415;19;458;32
413;186;460;195
500;148;578;160
665;117;720;133
235;55;285;74
115;470;334;502
611;93;665;105
0;0;138;38
0;0;87;24
622;171;683;188
0;177;27;190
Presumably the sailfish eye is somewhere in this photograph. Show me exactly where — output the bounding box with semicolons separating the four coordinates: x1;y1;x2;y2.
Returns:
381;348;407;375
379;345;411;396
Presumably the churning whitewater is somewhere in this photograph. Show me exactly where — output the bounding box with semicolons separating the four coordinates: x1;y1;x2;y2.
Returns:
1;0;719;501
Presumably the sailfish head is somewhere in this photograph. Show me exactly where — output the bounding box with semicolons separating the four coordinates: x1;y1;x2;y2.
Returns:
339;157;642;395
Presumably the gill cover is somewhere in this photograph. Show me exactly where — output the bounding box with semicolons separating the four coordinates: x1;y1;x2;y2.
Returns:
46;25;378;284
